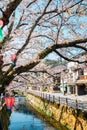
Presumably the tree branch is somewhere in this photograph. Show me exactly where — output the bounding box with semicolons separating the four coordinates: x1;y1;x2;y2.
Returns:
2;0;22;26
54;50;87;64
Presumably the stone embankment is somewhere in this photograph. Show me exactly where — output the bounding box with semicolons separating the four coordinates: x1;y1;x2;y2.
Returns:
25;92;87;130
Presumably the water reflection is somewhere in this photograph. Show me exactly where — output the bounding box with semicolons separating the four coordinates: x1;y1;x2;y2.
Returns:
8;111;56;130
8;96;58;130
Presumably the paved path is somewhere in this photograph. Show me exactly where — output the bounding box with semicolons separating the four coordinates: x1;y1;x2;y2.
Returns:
45;91;87;101
27;89;87;112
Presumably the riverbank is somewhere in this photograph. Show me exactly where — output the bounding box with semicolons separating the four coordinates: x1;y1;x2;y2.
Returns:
26;89;87;111
25;92;87;130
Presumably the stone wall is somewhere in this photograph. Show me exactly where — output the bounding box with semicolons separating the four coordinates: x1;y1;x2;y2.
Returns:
25;93;87;130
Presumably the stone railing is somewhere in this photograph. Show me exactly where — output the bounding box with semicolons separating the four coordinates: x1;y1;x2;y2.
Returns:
26;90;87;112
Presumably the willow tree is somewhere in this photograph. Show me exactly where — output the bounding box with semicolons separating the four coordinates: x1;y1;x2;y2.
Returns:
0;0;87;92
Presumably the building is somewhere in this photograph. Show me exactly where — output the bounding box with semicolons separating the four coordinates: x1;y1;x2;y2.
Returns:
60;51;87;95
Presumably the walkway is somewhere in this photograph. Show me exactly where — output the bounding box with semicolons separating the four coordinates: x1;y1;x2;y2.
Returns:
27;89;87;112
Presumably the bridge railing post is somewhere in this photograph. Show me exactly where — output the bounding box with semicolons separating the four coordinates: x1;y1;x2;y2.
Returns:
58;97;60;104
66;98;68;106
75;99;78;109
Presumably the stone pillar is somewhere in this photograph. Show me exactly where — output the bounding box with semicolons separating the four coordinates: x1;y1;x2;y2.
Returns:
75;85;78;96
73;86;75;94
67;85;71;94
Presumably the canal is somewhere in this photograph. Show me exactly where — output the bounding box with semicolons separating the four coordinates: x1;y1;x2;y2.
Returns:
1;96;67;130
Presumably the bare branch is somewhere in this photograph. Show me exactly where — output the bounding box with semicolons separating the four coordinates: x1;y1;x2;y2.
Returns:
27;0;37;8
54;50;87;64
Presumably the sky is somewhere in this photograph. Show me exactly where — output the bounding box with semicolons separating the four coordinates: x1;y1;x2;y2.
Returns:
1;0;87;64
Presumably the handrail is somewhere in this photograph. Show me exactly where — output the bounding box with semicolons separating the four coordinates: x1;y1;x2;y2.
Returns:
27;90;87;112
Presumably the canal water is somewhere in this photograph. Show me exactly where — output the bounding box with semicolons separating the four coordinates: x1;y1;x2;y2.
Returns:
8;96;58;130
1;96;68;130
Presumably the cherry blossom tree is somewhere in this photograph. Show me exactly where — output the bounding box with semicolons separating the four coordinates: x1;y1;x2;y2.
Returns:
0;0;87;92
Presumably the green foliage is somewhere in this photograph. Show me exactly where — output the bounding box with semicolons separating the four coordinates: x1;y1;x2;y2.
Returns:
44;59;66;67
44;59;59;67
